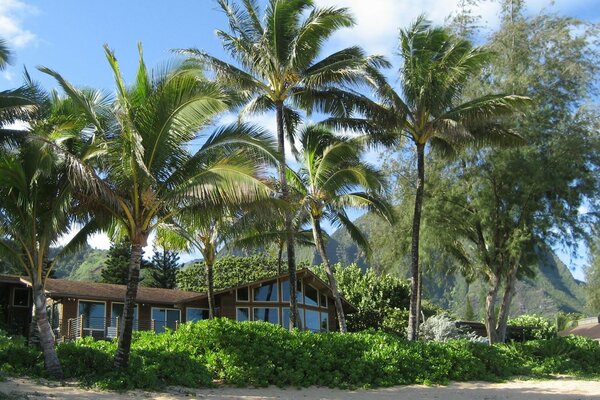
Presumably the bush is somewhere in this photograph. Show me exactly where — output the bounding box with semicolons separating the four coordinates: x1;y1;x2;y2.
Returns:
1;321;600;390
0;330;43;376
509;314;556;340
419;315;462;342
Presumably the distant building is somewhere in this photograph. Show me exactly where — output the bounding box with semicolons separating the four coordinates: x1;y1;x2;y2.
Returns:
559;317;600;341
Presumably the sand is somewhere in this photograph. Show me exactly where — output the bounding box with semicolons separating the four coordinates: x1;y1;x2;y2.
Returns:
1;376;599;399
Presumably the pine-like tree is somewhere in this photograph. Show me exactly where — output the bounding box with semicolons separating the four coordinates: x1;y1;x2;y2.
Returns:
149;248;181;289
101;241;149;285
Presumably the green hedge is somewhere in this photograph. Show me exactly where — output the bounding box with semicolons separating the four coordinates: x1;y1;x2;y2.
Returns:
1;320;600;390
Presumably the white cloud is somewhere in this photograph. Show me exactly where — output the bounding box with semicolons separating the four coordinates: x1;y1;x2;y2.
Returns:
315;0;592;56
0;0;37;48
315;0;501;55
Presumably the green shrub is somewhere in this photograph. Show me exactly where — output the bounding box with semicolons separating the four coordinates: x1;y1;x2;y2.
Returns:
509;314;556;340
1;321;600;390
0;330;43;376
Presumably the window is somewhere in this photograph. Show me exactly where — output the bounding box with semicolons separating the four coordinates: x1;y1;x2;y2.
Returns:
282;308;291;330
320;312;329;332
237;307;249;321
282;307;304;330
253;307;279;324
236;287;249;301
78;301;106;331
320;294;328;308
304;284;319;307
12;288;29;307
253;281;278;302
187;308;210;322
151;308;180;333
281;280;303;304
111;303;138;329
305;309;320;332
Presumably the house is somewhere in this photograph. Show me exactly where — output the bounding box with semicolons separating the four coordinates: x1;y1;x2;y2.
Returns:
559;317;600;341
0;274;32;336
0;269;355;341
455;320;535;342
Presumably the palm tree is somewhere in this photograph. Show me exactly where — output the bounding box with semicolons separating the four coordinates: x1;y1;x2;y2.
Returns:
179;0;387;327
326;17;529;340
289;125;394;332
0;39;12;70
0;89;106;379
41;44;277;368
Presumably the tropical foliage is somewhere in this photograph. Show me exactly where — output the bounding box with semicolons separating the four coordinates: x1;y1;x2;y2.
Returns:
0;0;598;383
3;322;600;390
290;125;394;331
39;45;276;368
180;0;387;328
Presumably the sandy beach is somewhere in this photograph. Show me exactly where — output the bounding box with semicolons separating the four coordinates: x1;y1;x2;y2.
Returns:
1;376;599;399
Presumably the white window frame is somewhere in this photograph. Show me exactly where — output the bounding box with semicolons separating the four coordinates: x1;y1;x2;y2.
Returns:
252;307;280;324
11;287;30;308
151;307;181;332
186;307;210;322
320;293;328;309
236;306;250;322
303;284;320;307
77;299;107;332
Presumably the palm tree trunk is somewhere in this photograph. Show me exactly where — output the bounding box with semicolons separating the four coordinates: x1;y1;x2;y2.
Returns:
204;246;217;319
484;271;501;344
496;262;519;342
407;142;425;341
206;260;216;318
276;101;298;329
277;242;283;276
114;237;144;368
311;217;347;333
31;276;63;379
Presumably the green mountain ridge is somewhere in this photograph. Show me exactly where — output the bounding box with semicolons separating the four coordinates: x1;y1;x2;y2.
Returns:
320;213;588;318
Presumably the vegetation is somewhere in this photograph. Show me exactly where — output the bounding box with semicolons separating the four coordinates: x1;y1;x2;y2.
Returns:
326;16;528;340
148;248;181;289
40;45;277;369
181;0;386;329
423;3;600;343
2;321;600;390
101;241;151;285
0;0;598;384
291;125;395;332
177;255;301;292
0;85;103;379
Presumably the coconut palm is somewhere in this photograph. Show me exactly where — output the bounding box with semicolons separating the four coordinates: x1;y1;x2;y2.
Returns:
0;39;12;70
179;0;387;327
326;17;529;340
0;89;107;378
41;45;277;368
288;125;394;332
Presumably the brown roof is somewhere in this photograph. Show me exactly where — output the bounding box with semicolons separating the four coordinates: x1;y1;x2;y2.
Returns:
21;278;201;306
0;274;25;284
17;268;357;311
560;323;600;340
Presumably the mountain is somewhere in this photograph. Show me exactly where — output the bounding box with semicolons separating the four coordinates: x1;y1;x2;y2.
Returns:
319;213;588;318
51;245;108;281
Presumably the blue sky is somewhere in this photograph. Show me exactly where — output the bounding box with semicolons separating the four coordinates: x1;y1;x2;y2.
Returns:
0;0;597;278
